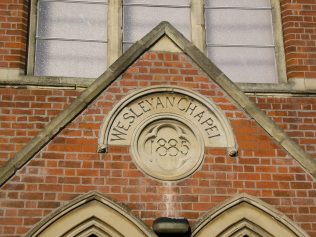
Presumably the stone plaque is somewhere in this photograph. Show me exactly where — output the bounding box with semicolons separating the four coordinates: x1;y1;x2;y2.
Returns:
131;117;204;180
98;86;238;181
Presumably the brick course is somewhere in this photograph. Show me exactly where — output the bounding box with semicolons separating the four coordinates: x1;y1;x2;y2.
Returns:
0;52;315;236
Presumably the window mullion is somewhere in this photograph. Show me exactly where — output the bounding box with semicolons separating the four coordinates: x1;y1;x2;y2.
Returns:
191;0;205;53
108;0;122;65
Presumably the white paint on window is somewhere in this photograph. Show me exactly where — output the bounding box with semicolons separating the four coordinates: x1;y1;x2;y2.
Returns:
205;0;278;83
123;0;191;51
35;0;108;78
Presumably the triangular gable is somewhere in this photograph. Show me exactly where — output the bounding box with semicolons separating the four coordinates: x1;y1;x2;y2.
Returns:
1;21;316;186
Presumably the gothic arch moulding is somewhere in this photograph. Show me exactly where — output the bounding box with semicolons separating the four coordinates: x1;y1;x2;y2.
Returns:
98;86;238;181
192;194;310;237
26;192;156;237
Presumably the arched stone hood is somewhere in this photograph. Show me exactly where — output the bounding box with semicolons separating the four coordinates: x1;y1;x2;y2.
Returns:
192;193;310;237
98;86;238;181
25;191;157;237
98;86;238;156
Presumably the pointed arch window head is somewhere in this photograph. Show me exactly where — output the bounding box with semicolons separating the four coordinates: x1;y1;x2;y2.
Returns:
26;192;156;237
192;194;309;237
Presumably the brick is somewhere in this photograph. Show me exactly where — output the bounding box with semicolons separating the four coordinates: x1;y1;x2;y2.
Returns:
291;182;313;189
18;209;42;217
20;193;43;200
37;201;60;209
0;218;23;225
256;182;279;189
38;184;62;192
1;41;316;237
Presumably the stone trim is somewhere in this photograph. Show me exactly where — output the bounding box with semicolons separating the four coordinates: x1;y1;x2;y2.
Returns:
25;191;156;237
26;0;37;75
98;86;238;155
270;0;287;84
149;35;182;52
239;78;316;93
2;67;316;94
107;0;123;65
190;0;205;53
0;68;94;88
218;219;273;237
1;22;316;187
0;68;24;80
98;86;238;181
192;193;310;237
1;69;316;94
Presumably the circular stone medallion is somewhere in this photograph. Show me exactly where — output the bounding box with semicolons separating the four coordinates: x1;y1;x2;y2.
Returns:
131;116;204;181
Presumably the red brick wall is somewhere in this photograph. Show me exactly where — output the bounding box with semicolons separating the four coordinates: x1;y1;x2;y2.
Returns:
0;88;80;166
0;0;28;69
0;52;315;236
2;88;316;169
251;96;316;159
281;0;316;79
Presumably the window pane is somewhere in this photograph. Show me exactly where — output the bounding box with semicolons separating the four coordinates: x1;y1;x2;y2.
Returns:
205;9;274;45
123;3;191;49
207;47;277;83
37;1;107;41
35;40;107;78
205;0;270;8
205;0;277;83
124;0;189;6
54;0;107;2
35;0;107;78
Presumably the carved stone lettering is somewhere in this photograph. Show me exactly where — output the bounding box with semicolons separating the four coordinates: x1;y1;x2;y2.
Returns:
98;86;238;180
108;93;223;146
131;119;204;181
